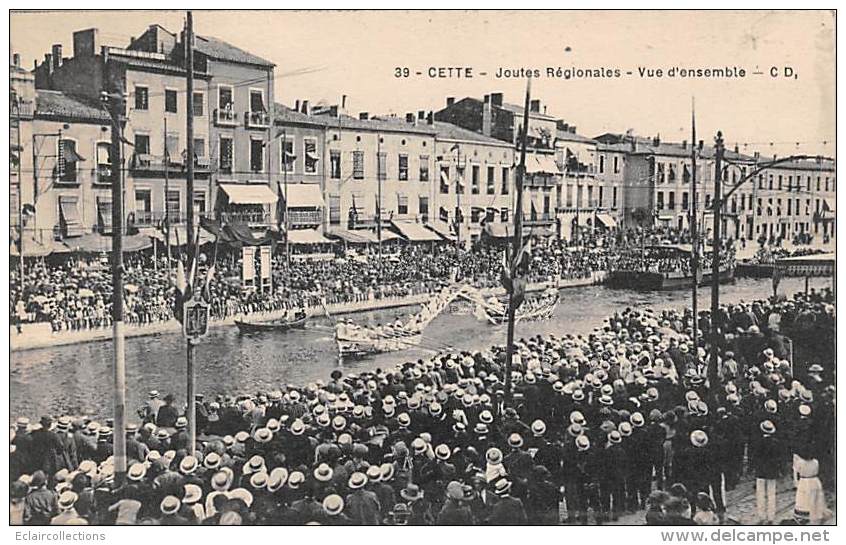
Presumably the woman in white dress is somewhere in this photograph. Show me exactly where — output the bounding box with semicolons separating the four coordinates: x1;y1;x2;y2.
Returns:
794;450;828;524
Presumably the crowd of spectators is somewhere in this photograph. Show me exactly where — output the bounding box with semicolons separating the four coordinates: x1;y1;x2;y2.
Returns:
9;291;835;525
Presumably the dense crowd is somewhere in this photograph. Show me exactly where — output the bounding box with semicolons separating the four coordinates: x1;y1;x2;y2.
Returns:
10;240;613;333
9;291;834;525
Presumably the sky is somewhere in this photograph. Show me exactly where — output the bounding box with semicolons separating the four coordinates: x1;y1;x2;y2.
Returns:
10;10;836;158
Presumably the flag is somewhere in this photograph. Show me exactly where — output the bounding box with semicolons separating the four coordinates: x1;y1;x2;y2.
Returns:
176;259;187;294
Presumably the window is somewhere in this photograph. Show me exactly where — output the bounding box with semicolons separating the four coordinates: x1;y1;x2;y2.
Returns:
806;176;811;191
787;176;793;191
668;164;676;183
353;151;365;179
599;155;605;174
330;150;341;179
682;191;689;210
219;86;234;110
135;189;152;213
165;89;178;113
281;139;295;172
193;191;206;216
816;177;820;191
134;134;150;155
57;139;80;182
134;86;149;111
612;187;617;208
613;156;620;174
668;191;676;210
440;165;450;194
96;197;113;232
219;136;233;174
787;199;792;216
165;133;179;160
587;186;593;208
471;165;480;194
397;194;408;215
456;166;465;194
398;154;408;181
500;208;509;223
705;194;711;209
767;198;773;216
778;175;783;190
757;198;763;216
166;190;181;222
566;185;573;208
777;198;782;216
377;152;387;181
193;138;206;158
96;142;111;183
657;163;665;184
329;195;341;225
192;92;204;117
419;155;429;182
758;175;765;189
418;196;429;220
598;186;604;208
543;194;551;216
470;208;480;223
250;90;265;112
825;177;830;192
250;138;264;172
768;175;773;190
656;191;664;210
487;166;495;195
501;167;509;195
304;139;318;174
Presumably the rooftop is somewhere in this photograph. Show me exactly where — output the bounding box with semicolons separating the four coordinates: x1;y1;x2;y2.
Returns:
35;90;110;123
429;121;513;146
193;34;275;68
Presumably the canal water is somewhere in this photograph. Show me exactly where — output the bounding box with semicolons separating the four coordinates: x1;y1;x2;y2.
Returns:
9;277;830;420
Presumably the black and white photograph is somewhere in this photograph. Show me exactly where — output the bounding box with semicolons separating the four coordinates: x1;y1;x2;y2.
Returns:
5;8;838;531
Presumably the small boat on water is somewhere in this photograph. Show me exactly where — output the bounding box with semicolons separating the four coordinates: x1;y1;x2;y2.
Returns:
472;289;559;325
234;315;307;333
606;243;736;291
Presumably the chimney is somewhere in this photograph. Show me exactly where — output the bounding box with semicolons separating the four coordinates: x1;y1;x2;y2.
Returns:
44;54;53;75
698;140;704;150
418;110;425;120
446;96;455;107
51;44;62;70
12;53;20;67
482;97;492;136
406;112;416;124
652;135;660;146
734;144;739;154
483;94;490;104
560;122;569;132
341;94;347;110
301;100;309;114
490;92;503;107
329;105;339;117
359;112;369;120
427;111;434;125
569;126;576;134
754;151;761;161
530;99;541;112
682;140;687;149
543;105;547;114
630;139;637;153
72;28;99;58
294;99;300;112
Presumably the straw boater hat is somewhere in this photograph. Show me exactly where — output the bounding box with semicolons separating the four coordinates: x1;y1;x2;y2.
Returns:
366;465;382;483
435;444;451;461
323;494;344;516
380;463;395;482
570;411;586;425
242;455;266;476
314;463;334;482
211;469;234;492
58;491;78;511
531;420;546;437
400;483;424;502
183;484;202;504
203;452;221;470
179;456;199;475
249;471;269;490
160;496;181;516
234;431;249;443
492;478;512;496
127;463;147;482
267;468;289;493
607;430;622;444
348;472;367;490
479;410;493;424
290;419;306;436
760;420;776;435
287;471;305;490
508;433;524;449
486;447;503;465
690;429;709;448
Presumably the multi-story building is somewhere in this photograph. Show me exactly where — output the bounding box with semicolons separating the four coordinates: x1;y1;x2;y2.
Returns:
435;92;561;238
430;119;515;245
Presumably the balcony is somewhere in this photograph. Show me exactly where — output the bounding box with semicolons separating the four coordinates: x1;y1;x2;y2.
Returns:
215;107;238;126
94;164;112;185
287;209;323;227
245;110;270;129
219;211;273;226
130;153;211;176
524;213;555;227
132;210;186;227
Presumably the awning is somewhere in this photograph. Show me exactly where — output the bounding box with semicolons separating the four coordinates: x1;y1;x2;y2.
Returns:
329;229;399;244
97;197;113;234
280;184;324;208
59;197;84;237
525;154;560;175
427;220;456;241
63;233;152;253
391;220;442;242
484;223;552;238
822;199;835;213
595;213;617;228
145;226;216;247
10;237;70;257
219;183;278;205
287;228;332;245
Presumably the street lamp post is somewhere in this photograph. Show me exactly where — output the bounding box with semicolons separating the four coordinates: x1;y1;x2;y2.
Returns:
707;131;821;386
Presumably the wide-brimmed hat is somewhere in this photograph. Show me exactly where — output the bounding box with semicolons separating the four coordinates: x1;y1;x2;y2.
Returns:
380;463;395;482
366;465;382;482
314;463;334;482
492;478;512;496
531;419;546;437
435;444;451;460
508;433;524;448
690;429;709;447
249;471;269;490
760;420;776;435
400;483;424;501
486;447;503;465
287;471;305;489
569;411;586;425
607;430;622;444
160;495;181;515
243;455;266;476
183;484;202;504
175;417;188;430
211;470;233;492
397;413;411;428
58;491;78;510
290;419;306;436
323;494;344;516
348;472;367;489
203;452;221;470
127;462;147;482
179;456;199;475
267;467;289;492
479;410;494;424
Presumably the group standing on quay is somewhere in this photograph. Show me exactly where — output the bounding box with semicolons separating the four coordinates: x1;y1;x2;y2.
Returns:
9;284;835;526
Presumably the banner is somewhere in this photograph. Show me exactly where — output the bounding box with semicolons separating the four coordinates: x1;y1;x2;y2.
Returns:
242;246;256;282
260;245;272;280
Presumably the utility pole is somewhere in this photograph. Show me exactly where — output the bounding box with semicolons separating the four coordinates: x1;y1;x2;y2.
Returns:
282;130;290;267
456;146;462;249
185;10;198;453
14;98;24;280
104;57;127;486
690;99;698;351
377;133;383;268
709;131;725;388
503;77;531;408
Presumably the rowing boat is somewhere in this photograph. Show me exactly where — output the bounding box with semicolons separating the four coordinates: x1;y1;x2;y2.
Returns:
234;316;307;333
